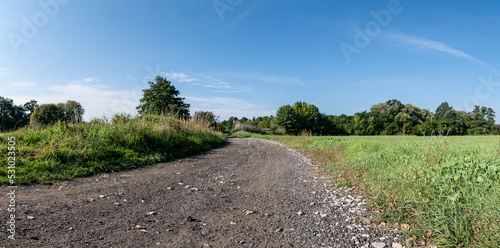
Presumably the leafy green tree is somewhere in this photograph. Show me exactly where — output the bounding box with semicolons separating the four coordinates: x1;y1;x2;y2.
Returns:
0;96;28;131
276;105;297;134
23;99;38;115
329;114;355;135
467;105;495;134
257;119;270;129
137;76;190;118
435;102;453;120
276;101;321;135
221;116;238;132
58;100;84;123
30;104;64;126
354;111;370;135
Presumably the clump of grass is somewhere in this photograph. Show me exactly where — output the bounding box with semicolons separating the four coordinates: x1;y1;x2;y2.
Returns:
0;114;226;185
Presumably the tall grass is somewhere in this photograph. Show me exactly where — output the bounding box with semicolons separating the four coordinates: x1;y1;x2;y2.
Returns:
238;134;500;247
0;114;226;185
234;122;267;134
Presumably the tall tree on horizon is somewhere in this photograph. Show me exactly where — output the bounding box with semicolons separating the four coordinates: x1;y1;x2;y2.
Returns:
136;76;190;118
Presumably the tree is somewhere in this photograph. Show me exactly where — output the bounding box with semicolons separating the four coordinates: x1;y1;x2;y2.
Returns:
0;97;28;131
30;104;64;126
435;102;453;120
276;105;297;134
58;100;84;123
137;76;190;118
29;100;85;126
276;101;322;135
353;111;370;135
23;99;38;115
467;105;495;134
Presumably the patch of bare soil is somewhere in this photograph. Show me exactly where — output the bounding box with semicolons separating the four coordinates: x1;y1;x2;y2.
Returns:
1;137;403;247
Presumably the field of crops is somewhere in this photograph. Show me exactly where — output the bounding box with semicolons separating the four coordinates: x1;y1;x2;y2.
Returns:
244;134;500;247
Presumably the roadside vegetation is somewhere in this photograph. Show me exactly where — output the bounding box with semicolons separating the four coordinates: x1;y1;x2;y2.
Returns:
0;114;225;185
0;76;225;185
237;133;499;247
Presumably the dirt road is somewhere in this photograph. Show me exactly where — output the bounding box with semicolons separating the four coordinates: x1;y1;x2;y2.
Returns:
1;137;402;247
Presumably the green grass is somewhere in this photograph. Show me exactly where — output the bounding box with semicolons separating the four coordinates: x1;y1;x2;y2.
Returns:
0;114;226;185
235;133;500;247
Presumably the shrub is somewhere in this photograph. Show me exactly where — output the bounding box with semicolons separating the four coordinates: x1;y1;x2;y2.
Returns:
112;113;132;125
193;111;218;128
30;104;63;126
234;122;266;134
30;100;85;126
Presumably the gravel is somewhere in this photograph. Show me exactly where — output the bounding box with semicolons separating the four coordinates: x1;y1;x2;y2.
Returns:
1;137;404;247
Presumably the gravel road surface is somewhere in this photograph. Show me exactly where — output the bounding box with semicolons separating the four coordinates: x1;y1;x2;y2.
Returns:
1;137;404;247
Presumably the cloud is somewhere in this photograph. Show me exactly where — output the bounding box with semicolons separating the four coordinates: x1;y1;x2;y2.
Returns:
164;72;199;82
165;71;252;93
185;96;274;119
12;80;37;87
7;81;141;121
83;77;101;83
0;68;15;77
384;33;489;67
47;82;141;119
220;72;307;86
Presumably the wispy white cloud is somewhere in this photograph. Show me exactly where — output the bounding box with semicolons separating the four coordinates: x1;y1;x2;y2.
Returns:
185;96;274;119
11;80;37;88
47;82;141;119
0;68;15;77
6;80;141;121
164;71;252;93
83;77;101;83
384;33;489;67
164;72;199;82
219;72;307;86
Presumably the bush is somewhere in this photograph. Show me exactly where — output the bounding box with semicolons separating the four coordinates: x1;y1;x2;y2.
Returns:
193;111;218;128
30;104;63;126
234;122;266;134
112;113;132;125
30;100;85;126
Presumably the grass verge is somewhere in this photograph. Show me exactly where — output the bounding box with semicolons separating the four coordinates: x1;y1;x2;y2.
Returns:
234;133;500;247
0;114;226;185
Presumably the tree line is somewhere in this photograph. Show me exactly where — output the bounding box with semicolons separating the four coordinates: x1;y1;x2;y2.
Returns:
0;76;196;132
0;97;85;131
2;75;498;136
220;99;499;136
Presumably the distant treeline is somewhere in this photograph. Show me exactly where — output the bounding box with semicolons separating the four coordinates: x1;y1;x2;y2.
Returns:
0;96;84;132
221;99;499;136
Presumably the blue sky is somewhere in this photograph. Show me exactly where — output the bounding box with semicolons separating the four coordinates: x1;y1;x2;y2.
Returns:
1;0;500;121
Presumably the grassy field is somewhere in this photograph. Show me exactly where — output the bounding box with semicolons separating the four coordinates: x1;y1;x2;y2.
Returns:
237;134;500;247
0;114;226;185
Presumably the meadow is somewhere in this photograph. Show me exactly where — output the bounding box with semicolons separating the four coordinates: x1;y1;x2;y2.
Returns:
238;134;500;248
0;114;226;185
